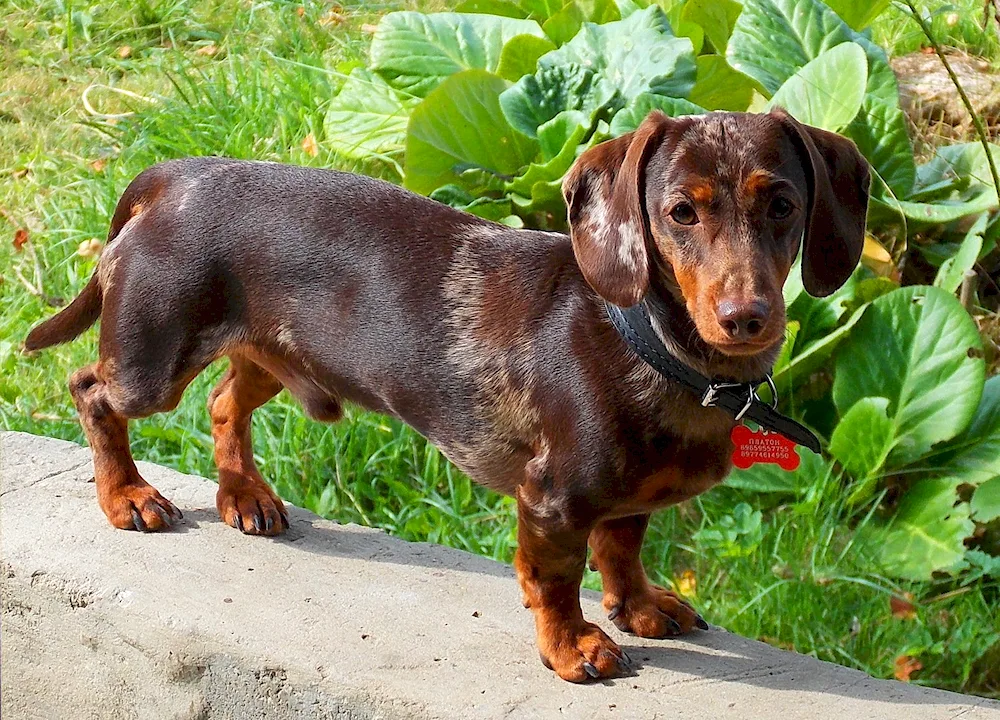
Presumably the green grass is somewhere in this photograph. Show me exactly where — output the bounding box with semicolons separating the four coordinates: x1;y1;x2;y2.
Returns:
2;0;998;699
873;0;1000;63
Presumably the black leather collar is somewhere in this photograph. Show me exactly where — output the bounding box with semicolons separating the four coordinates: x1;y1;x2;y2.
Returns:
605;299;821;454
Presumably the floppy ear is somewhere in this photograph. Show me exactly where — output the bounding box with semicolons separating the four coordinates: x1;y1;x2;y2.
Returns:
562;111;673;308
773;109;871;297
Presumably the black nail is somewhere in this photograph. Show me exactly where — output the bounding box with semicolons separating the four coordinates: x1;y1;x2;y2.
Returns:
131;508;147;533
172;505;184;520
281;513;290;529
265;515;274;533
583;662;599;679
695;615;709;630
154;505;172;527
235;514;244;532
252;514;263;533
608;603;622;621
667;617;682;635
622;650;632;666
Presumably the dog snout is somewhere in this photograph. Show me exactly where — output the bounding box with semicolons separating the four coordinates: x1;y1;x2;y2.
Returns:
715;299;770;342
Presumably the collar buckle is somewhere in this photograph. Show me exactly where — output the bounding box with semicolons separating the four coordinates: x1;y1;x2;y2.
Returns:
701;375;779;421
700;381;745;409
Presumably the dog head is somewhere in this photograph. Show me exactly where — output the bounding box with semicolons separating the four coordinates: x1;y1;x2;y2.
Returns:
562;109;870;357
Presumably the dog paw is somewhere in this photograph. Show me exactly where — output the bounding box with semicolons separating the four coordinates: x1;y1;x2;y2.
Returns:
605;585;708;638
99;482;183;532
217;480;289;536
538;620;632;682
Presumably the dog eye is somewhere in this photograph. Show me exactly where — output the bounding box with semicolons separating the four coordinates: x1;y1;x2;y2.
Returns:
769;196;794;219
669;202;699;226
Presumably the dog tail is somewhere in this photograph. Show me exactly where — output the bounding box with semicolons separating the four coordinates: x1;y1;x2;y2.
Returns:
23;175;160;353
24;273;103;351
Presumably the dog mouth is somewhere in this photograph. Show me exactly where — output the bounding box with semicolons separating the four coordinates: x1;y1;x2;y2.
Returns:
707;339;778;357
702;325;786;357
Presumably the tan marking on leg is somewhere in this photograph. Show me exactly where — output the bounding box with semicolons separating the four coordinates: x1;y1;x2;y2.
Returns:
589;515;705;637
515;481;630;682
69;364;181;531
209;355;288;535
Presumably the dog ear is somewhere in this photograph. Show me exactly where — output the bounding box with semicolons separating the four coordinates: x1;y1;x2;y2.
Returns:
773;109;871;297
562;112;673;308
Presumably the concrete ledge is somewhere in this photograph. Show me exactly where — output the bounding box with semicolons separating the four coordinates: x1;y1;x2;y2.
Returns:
2;431;999;720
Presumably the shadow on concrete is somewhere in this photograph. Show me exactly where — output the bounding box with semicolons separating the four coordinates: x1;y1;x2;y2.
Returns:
199;513;972;707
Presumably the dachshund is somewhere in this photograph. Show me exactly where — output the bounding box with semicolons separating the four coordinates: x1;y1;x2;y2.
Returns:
25;108;869;682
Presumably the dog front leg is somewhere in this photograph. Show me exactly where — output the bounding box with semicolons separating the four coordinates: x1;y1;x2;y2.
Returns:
514;480;631;682
589;514;707;637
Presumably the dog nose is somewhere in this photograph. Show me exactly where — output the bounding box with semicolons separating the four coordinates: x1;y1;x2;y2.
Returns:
716;299;770;341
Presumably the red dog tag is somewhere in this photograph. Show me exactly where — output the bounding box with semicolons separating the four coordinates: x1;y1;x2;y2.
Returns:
731;425;800;471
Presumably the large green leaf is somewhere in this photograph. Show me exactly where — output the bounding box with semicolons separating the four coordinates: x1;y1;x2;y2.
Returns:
542;0;621;46
822;0;891;31
680;0;742;53
917;142;1000;194
727;0;915;196
829;396;893;483
873;142;1000;230
496;34;556;81
934;213;986;294
519;0;566;22
370;12;545;97
455;0;529;17
923;376;1000;487
505;120;589;218
404;70;539;195
429;184;523;226
869;192;998;229
833;286;985;467
773;304;864;399
609;93;704;135
765;43;866;133
323;69;420;164
971;478;1000;523
774;266;875;397
869;478;973;581
536;109;591;160
687;56;755;112
500;6;696;139
786;264;860;346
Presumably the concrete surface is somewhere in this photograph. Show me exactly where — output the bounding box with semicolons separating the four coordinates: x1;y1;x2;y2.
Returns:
2;430;999;720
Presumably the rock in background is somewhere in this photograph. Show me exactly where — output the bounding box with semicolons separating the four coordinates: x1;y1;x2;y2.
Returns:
892;50;1000;138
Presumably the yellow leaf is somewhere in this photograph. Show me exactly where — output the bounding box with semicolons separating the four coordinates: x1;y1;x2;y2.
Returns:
890;593;917;620
77;239;103;259
894;655;922;682
676;569;696;598
861;234;898;280
319;9;346;27
301;134;319;157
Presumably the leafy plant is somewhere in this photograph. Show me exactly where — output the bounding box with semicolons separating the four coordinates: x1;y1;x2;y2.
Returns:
733;280;998;582
693;502;764;558
322;0;1000;585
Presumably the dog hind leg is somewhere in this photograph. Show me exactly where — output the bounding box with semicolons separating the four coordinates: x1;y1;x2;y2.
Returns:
69;364;183;532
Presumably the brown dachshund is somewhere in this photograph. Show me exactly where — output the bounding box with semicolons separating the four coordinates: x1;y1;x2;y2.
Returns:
25;109;869;682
